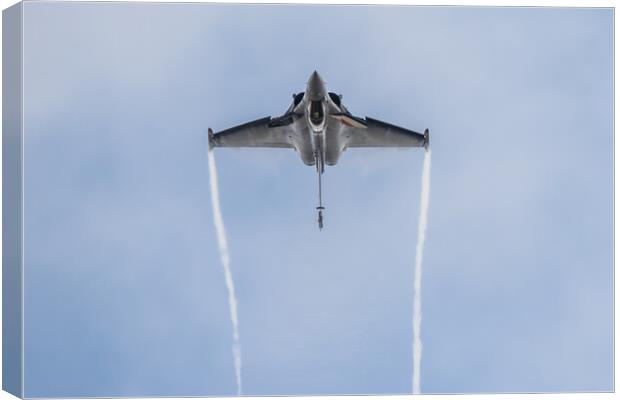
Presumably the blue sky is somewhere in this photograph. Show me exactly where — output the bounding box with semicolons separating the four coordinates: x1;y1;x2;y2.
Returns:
21;3;612;397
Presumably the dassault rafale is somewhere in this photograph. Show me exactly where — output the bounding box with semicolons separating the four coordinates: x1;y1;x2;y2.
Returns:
209;71;429;230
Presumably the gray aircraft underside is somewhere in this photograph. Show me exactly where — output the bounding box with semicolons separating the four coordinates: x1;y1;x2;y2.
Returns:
208;71;429;229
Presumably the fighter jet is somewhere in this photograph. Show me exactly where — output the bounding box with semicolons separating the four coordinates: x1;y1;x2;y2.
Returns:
208;71;429;230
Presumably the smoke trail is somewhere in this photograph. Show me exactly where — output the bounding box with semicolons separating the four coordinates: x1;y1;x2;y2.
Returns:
207;148;243;395
413;148;431;395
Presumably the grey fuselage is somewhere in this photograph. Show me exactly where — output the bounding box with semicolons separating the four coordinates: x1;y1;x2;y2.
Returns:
284;71;350;169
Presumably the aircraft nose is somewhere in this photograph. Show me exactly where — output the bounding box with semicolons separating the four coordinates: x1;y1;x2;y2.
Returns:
309;70;321;82
307;70;325;101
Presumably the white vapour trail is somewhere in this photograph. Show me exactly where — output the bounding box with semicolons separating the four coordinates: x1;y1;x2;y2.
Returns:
413;148;431;395
207;149;242;396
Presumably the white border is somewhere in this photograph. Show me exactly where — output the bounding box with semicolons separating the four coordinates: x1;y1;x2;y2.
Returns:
0;2;615;400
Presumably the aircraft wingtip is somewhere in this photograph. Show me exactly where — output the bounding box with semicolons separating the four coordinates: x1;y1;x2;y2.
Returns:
208;128;215;150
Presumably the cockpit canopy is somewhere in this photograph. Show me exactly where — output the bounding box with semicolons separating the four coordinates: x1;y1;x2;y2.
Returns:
310;100;324;126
